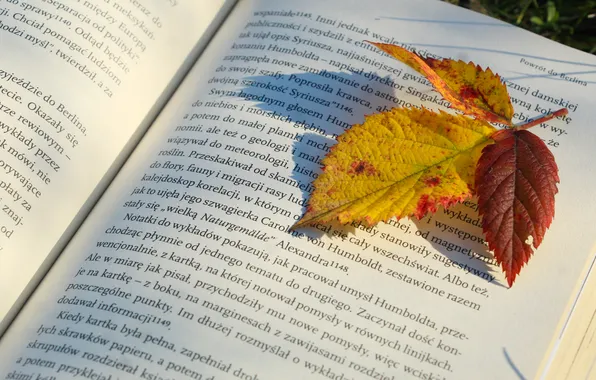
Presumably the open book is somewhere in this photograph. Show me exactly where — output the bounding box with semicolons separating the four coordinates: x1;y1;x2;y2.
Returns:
1;0;595;378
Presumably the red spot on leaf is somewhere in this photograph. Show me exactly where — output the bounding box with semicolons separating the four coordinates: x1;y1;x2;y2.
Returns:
437;195;461;209
348;160;377;176
415;194;466;220
423;176;441;187
414;194;437;219
459;86;478;100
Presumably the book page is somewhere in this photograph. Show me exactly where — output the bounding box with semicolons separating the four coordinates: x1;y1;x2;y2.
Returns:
0;0;235;325
1;0;596;379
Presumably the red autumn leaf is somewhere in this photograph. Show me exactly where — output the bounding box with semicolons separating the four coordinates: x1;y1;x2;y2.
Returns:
475;128;559;286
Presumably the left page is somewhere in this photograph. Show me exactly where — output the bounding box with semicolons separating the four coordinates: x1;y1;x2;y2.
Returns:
0;0;236;328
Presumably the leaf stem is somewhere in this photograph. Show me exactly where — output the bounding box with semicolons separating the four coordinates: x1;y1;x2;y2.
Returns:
515;108;568;130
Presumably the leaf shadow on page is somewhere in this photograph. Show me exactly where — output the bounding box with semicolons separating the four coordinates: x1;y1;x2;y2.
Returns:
411;201;506;288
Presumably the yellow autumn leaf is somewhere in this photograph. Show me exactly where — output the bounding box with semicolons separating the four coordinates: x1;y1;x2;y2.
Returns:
293;108;497;228
368;42;514;125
